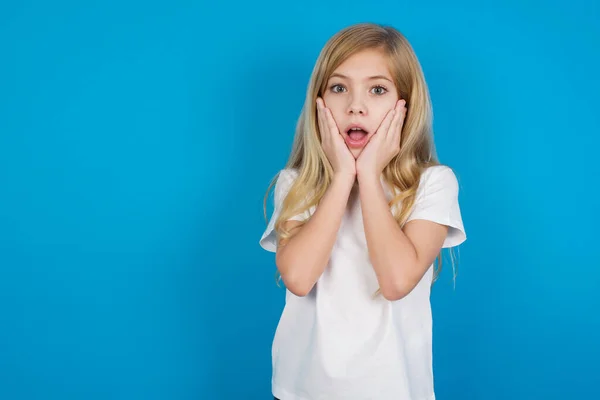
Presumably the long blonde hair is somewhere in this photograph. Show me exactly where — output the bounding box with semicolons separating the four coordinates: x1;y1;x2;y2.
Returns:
263;22;458;291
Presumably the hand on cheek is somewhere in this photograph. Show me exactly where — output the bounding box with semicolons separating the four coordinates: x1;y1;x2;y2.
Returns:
316;97;357;181
356;99;407;179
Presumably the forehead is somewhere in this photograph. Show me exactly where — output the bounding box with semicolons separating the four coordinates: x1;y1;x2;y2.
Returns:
330;48;392;79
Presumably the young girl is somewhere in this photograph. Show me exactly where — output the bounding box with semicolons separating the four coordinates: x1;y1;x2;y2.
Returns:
259;22;466;400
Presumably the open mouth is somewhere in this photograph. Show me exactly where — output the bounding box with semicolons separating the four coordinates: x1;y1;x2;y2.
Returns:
345;126;370;148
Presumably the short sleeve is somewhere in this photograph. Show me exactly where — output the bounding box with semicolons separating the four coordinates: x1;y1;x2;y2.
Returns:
259;168;314;253
405;166;466;248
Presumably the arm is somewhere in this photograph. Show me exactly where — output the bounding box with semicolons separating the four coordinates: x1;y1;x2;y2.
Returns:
358;174;448;301
276;175;355;297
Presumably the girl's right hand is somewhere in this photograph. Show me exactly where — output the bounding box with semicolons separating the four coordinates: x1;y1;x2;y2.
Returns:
316;97;356;182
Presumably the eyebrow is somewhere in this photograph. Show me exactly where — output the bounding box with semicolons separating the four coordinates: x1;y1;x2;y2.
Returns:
329;73;393;83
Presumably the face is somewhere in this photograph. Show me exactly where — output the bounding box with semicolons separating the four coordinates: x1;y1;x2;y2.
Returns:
322;48;400;158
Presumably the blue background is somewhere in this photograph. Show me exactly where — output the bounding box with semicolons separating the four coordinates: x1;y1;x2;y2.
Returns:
1;1;598;399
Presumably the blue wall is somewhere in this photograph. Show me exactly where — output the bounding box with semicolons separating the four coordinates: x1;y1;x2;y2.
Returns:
1;1;598;399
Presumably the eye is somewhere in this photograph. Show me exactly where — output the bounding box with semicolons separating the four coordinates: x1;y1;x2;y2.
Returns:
329;84;346;93
371;85;388;95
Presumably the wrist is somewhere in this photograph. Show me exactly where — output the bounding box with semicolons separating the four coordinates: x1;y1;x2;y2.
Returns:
332;173;356;188
357;173;384;199
356;168;381;184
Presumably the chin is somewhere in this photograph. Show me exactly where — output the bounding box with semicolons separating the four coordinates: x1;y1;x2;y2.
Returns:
350;149;363;159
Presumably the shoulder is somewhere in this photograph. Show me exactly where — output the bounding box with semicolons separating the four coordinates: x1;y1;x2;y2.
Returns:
418;165;459;190
275;167;301;189
412;165;461;203
273;167;301;199
420;164;456;180
278;167;300;180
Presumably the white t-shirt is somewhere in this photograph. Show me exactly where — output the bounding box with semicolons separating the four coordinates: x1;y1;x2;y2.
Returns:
259;165;466;400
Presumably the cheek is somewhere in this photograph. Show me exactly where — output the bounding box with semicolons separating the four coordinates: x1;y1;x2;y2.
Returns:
373;111;389;127
322;94;342;111
322;97;345;123
374;100;398;124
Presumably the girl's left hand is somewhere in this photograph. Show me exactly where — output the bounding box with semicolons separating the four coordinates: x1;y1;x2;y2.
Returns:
356;99;407;179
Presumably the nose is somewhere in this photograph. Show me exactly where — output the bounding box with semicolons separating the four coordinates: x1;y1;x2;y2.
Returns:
346;94;366;115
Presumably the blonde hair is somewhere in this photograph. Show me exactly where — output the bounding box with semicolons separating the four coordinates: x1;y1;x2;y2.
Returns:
263;22;458;292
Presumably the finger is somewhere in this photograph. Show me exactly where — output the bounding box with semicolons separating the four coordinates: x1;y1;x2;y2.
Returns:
388;100;404;128
379;101;400;150
316;98;328;143
376;107;396;140
324;107;340;136
322;106;335;148
391;100;407;141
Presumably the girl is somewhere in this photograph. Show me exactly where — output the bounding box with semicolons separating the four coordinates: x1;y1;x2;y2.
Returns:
259;22;466;400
